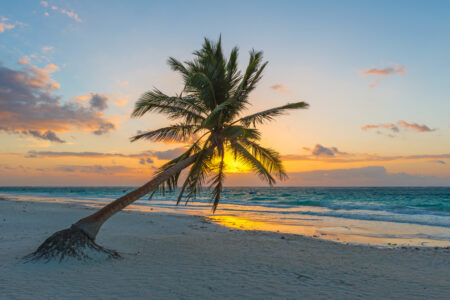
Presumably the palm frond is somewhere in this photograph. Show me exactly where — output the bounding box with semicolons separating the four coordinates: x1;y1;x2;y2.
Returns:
238;139;287;180
235;102;309;127
222;125;261;141
235;50;265;100
132;89;206;124
225;46;241;92
184;72;217;110
130;124;199;143
230;140;275;185
200;96;238;128
167;57;190;79
178;145;214;205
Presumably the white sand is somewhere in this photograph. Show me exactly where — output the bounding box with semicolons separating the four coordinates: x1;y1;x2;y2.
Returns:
0;198;449;300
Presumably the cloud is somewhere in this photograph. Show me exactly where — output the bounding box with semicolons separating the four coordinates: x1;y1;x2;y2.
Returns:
73;94;91;102
92;123;115;135
363;66;406;76
0;61;115;142
284;166;449;186
0;17;15;33
282;145;450;164
73;93;109;110
26;147;186;161
303;144;346;157
89;94;108;111
430;160;446;165
282;151;450;164
360;64;406;87
41;46;54;53
139;157;154;165
151;148;186;159
362;123;399;133
362;120;434;136
114;97;129;106
16;58;60;89
41;1;82;22
397;120;434;132
53;165;132;175
224;166;450;186
270;84;290;94
25;130;65;143
116;80;129;86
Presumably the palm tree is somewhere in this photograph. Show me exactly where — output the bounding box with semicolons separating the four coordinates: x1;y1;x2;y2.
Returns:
26;37;309;262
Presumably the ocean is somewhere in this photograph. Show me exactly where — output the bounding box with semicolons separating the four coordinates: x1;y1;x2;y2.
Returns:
1;186;449;247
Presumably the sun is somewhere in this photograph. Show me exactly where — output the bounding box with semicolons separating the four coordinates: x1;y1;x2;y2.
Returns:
216;150;252;173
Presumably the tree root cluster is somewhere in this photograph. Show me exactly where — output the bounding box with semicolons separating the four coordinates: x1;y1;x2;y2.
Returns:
24;226;121;263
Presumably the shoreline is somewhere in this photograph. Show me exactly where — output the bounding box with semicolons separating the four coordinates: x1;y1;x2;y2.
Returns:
1;198;449;299
1;192;449;249
1;195;448;252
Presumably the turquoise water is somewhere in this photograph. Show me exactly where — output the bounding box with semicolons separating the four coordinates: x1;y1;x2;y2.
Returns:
1;186;449;246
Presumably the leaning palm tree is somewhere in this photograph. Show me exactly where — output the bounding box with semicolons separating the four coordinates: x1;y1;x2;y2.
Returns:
26;37;309;262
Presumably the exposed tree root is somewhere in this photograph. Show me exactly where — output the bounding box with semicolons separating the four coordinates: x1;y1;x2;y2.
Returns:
24;226;121;263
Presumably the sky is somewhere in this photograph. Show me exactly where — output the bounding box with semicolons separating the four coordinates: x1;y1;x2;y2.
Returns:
0;0;449;186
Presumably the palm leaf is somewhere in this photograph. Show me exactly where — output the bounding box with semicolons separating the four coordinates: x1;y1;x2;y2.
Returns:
230;140;275;185
238;139;287;180
132;89;206;124
130;124;199;143
236;102;309;127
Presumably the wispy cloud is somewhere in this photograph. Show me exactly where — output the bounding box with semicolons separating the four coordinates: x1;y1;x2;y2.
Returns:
116;80;129;86
360;64;406;87
397;120;434;132
26;147;186;161
282;144;450;164
41;46;54;53
41;1;82;22
0;17;16;33
362;120;434;137
224;166;450;186
270;84;290;94
111;93;131;106
282;166;449;186
430;160;446;165
25;130;65;143
53;165;132;174
139;158;154;165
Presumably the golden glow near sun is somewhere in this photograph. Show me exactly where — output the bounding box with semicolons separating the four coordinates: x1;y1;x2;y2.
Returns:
220;151;252;173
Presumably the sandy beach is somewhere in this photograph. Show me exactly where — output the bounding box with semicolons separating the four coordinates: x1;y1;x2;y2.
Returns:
0;198;448;300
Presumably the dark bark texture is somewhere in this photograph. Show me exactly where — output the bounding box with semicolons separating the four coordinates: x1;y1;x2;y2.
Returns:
24;226;120;263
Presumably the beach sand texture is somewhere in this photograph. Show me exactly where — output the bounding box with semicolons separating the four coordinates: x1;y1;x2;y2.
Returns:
0;199;449;300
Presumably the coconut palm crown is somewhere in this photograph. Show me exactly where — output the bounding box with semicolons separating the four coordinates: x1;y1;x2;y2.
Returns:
131;37;309;211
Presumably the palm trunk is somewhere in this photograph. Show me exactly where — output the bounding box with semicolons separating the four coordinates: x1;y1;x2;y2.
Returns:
72;153;198;240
